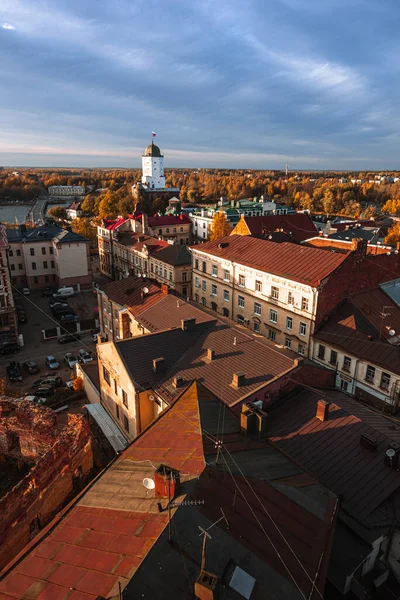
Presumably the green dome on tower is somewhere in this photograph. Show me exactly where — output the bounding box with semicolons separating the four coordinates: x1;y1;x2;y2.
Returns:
143;142;162;157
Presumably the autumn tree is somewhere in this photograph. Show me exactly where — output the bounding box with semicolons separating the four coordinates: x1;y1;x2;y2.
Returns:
209;211;232;241
80;193;97;214
385;222;400;247
48;206;68;220
71;218;97;243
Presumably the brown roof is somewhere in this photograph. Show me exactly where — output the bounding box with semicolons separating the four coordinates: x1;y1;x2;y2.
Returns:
116;232;168;254
315;288;400;373
100;277;163;317
304;237;391;255
136;295;215;333
193;235;349;286
268;388;400;523
0;382;337;599
241;213;318;242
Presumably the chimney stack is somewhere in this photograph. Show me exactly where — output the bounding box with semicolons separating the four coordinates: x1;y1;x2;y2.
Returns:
232;372;245;388
195;571;219;600
351;238;367;256
241;402;257;436
161;283;169;295
181;318;196;331
173;375;184;389
152;357;165;374
142;212;148;234
154;464;180;499
207;348;215;361
316;400;330;421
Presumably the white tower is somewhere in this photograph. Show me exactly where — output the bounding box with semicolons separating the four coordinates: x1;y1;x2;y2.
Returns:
141;141;166;189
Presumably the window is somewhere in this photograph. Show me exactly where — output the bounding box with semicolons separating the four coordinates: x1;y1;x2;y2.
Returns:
195;277;200;288
103;366;110;385
164;269;167;279
114;379;118;394
211;284;217;296
299;322;307;336
286;316;293;330
43;261;48;269
33;276;38;284
182;286;188;297
169;272;172;282
212;265;218;277
340;379;349;392
271;286;279;300
285;337;291;349
202;297;207;306
239;274;245;287
18;263;23;270
202;280;206;291
195;293;199;303
254;302;261;316
318;344;326;360
45;275;49;283
51;261;55;269
202;261;207;273
195;259;199;270
366;365;375;384
10;264;15;271
255;280;262;292
237;315;244;324
122;389;128;407
238;295;245;308
155;265;159;274
116;404;120;420
16;249;21;256
49;247;54;255
329;350;338;365
269;309;278;323
166;228;170;233
8;250;13;257
41;247;46;255
380;372;390;391
224;269;230;282
182;271;187;282
298;343;306;356
301;297;309;311
288;291;294;305
223;290;230;302
32;262;36;270
254;322;261;333
30;248;35;256
268;329;276;342
343;356;351;372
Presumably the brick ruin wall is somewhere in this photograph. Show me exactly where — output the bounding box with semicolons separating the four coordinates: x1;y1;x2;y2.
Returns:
0;400;93;572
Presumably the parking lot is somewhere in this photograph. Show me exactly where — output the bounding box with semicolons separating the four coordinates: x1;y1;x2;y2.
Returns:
0;289;98;397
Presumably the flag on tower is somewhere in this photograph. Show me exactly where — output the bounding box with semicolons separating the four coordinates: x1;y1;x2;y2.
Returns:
152;132;156;137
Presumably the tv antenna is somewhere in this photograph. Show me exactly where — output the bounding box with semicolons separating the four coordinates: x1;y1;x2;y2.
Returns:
198;508;229;570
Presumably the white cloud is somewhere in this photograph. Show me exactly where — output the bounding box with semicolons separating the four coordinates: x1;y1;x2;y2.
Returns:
1;23;15;30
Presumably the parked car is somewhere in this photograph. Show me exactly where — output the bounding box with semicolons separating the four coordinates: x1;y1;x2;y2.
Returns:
45;355;59;370
0;341;20;356
78;349;93;364
24;395;47;404
51;305;72;316
64;353;78;368
59;313;79;322
22;288;30;296
49;298;69;309
42;287;55;297
17;311;27;324
32;376;63;390
22;360;39;374
7;361;22;382
52;287;74;298
58;333;79;344
32;385;55;398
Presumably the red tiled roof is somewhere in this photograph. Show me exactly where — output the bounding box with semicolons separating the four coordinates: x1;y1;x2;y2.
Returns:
100;277;163;317
116;232;168;254
242;213;318;242
268;388;400;523
134;213;191;227
193;235;349;286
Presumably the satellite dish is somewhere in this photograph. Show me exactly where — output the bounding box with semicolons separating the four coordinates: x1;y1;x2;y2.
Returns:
389;329;396;336
143;287;149;295
137;273;142;278
149;395;155;401
386;448;396;458
143;478;155;490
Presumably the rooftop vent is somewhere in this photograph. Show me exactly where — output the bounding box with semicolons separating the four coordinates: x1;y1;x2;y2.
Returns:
360;432;378;452
173;375;184;389
181;318;196;331
316;399;330;422
385;442;400;469
195;571;219;600
240;401;268;439
232;372;245;388
152;357;165;374
207;348;215;361
217;242;228;249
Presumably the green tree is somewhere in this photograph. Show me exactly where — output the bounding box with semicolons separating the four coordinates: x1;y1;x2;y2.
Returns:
209;211;232;241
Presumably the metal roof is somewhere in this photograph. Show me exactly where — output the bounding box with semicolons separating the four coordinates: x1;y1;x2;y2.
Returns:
84;403;129;453
380;278;400;307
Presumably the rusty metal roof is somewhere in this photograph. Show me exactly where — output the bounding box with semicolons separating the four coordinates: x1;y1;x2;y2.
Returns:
242;213;318;242
136;295;215;333
193;235;349;286
100;277;163;317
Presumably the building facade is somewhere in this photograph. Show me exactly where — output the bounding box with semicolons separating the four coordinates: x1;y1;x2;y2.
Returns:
7;224;92;289
0;225;17;342
48;186;85;198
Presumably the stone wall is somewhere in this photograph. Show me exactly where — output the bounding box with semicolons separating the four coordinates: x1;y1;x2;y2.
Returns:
0;401;93;571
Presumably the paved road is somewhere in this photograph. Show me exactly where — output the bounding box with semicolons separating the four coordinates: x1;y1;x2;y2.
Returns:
28;197;48;223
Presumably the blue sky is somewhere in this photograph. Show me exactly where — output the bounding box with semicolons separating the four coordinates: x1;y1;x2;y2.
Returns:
0;0;399;169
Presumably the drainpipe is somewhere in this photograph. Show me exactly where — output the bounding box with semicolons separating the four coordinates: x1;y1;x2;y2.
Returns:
352;359;360;396
231;261;235;318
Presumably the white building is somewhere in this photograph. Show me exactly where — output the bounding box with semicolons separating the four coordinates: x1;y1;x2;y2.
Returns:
141;142;166;189
48;186;85;198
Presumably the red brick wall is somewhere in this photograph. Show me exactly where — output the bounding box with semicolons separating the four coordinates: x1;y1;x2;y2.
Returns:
0;411;93;571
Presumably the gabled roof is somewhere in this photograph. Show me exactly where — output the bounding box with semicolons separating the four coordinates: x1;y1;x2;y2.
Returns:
152;243;191;266
144;214;192;227
267;388;400;523
6;225;87;244
100;277;163;317
102;216;129;231
239;213;318;242
0;382;337;599
193;235;349;287
136;296;215;333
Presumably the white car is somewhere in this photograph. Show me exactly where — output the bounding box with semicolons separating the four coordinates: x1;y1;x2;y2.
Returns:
24;395;46;404
78;349;93;364
45;355;60;369
64;353;78;369
22;288;30;295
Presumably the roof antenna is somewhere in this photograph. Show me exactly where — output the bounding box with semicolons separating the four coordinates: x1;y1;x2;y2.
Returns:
198;508;229;568
233;336;237;346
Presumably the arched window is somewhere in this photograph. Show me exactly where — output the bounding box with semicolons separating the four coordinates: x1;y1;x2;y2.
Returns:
223;308;229;318
211;302;218;312
237;314;244;324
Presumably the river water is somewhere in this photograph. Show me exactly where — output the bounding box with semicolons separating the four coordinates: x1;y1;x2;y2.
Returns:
0;205;31;224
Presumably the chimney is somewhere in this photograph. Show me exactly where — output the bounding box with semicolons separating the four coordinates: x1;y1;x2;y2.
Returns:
232;372;245;388
181;318;196;331
142;212;148;234
240;402;257;436
254;407;268;439
154;464;180;499
316;400;330;421
351;238;367;256
195;571;219;600
384;443;400;468
152;357;165;374
293;358;304;368
173;375;184;388
207;348;215;361
360;432;378;452
161;283;169;295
